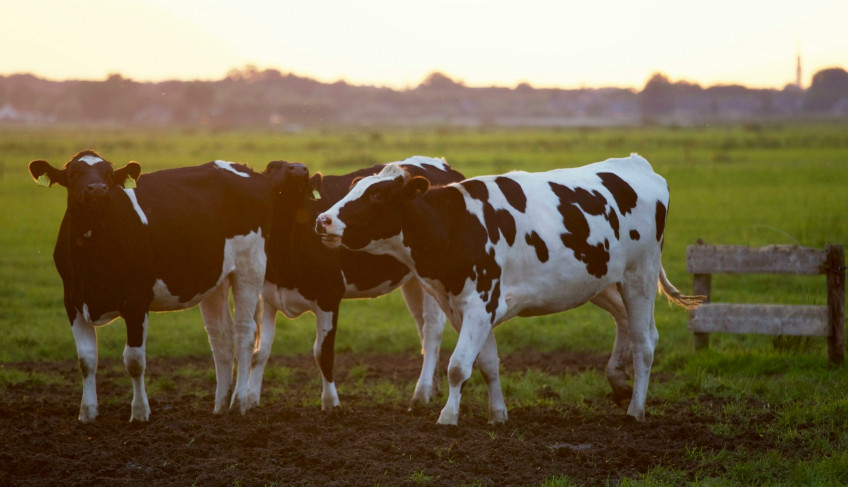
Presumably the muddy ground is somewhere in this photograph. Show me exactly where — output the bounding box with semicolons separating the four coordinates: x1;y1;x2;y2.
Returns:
0;350;773;486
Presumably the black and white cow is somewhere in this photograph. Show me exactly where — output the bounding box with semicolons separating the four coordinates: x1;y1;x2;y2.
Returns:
29;150;270;422
316;153;703;425
247;156;465;411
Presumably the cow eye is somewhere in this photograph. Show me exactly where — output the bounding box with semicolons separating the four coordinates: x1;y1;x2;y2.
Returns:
369;190;386;203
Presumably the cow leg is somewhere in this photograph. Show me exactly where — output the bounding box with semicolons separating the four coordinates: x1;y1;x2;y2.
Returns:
199;280;234;414
401;279;445;407
247;289;278;409
313;308;340;411
618;267;660;422
229;273;265;415
438;311;492;425
71;315;98;422
123;312;151;422
590;284;633;406
475;330;508;424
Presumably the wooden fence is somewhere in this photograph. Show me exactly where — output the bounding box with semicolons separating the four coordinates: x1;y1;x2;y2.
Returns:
686;242;845;364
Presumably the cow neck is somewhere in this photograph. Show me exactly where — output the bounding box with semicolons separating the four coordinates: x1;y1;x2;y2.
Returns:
268;192;319;267
399;185;464;282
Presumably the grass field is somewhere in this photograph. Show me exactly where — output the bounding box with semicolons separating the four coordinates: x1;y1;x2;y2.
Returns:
1;123;847;485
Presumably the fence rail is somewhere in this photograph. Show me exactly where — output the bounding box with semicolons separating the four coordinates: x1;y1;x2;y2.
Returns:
686;242;845;364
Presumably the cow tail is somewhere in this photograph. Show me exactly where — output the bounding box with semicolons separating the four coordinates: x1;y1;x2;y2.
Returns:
657;265;705;310
253;296;264;353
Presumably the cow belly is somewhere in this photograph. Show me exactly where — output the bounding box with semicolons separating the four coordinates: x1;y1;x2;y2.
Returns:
500;269;617;321
262;283;315;318
150;278;213;311
150;230;265;312
342;273;411;299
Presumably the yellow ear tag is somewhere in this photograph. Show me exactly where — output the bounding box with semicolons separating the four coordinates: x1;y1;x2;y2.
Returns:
124;178;137;189
36;174;51;187
311;189;321;200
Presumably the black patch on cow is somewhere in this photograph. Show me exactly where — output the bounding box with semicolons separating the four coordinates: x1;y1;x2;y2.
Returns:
548;182;611;278
481;205;517;246
525;231;549;262
608;207;620;240
462;179;489;201
495;176;527;213
655;200;667;242
630;229;640;241
598;172;638;215
463;179;517;247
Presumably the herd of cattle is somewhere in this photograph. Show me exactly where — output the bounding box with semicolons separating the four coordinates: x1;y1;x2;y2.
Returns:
28;150;703;425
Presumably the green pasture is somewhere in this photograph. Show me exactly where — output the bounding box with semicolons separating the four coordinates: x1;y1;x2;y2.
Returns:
1;124;847;485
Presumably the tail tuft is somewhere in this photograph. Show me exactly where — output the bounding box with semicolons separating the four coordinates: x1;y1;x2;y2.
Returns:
658;266;706;310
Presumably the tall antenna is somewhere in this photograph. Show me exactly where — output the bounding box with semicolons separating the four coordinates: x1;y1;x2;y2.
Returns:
795;40;803;89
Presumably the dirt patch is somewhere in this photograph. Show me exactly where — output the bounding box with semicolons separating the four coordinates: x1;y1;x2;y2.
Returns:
0;351;773;486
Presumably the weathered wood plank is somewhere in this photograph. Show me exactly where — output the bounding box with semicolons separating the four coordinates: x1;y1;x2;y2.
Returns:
692;274;712;350
689;303;829;336
826;245;846;364
686;244;827;275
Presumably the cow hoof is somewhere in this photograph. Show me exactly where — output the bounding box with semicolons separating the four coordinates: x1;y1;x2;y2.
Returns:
609;387;633;408
437;409;459;426
229;396;248;415
130;406;150;423
78;405;98;423
245;393;260;410
488;408;508;425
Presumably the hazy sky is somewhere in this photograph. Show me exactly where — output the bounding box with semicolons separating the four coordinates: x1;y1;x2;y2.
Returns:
3;0;846;90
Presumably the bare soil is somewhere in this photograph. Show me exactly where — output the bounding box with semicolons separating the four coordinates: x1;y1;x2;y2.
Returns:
0;350;774;486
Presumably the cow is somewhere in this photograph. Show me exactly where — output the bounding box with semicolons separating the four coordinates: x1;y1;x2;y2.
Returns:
316;153;703;425
247;156;465;411
28;150;270;422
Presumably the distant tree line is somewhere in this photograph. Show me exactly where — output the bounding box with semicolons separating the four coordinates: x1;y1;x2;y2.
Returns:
1;66;847;128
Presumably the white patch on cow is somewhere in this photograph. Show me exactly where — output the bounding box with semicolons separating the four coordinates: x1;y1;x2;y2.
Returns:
79;155;103;165
342;270;411;298
386;155;450;172
83;230;92;238
262;281;316;319
81;303;119;326
150;279;203;311
122;188;148;225
214;160;250;178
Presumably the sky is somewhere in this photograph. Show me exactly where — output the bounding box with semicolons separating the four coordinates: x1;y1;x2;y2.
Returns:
2;0;846;90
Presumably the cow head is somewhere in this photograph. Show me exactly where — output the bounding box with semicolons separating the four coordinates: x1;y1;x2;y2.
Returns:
315;164;429;250
263;160;312;197
28;150;141;214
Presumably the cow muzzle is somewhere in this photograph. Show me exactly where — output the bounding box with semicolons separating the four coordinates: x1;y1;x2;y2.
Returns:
315;213;342;248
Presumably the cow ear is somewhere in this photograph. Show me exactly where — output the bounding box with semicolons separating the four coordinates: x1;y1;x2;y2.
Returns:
309;172;323;200
29;160;67;188
401;176;430;201
348;175;364;192
115;161;141;189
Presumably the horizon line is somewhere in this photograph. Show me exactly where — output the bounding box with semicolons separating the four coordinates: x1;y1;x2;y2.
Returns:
0;66;829;92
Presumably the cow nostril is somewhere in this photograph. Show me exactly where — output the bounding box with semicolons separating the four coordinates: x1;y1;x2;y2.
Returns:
86;183;107;194
317;214;332;231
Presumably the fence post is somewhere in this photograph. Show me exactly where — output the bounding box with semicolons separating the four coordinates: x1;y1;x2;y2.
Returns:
692;273;711;350
826;244;845;365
